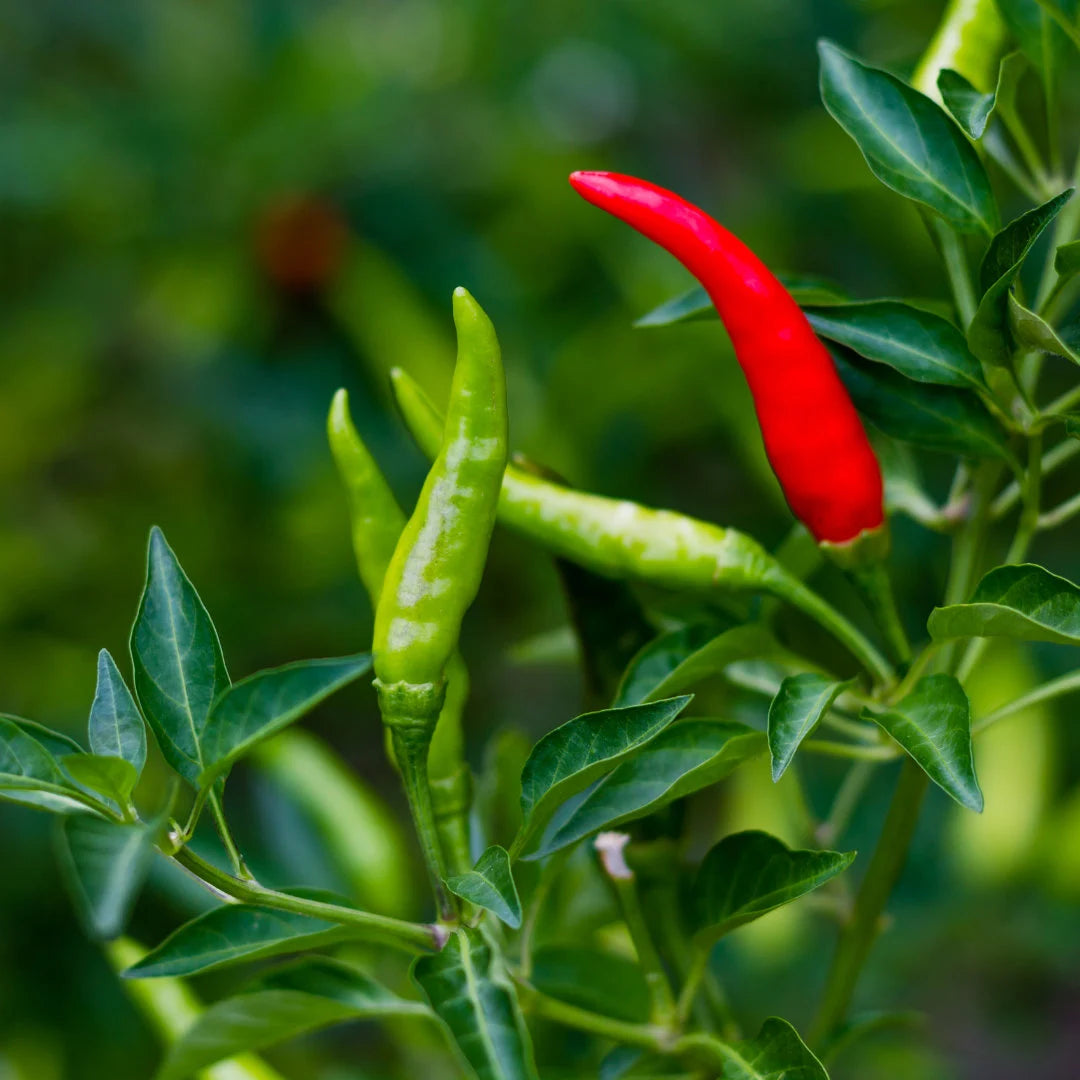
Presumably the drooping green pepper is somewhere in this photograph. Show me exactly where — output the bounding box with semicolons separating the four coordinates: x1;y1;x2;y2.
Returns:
389;366;893;686
328;389;473;875
373;287;508;917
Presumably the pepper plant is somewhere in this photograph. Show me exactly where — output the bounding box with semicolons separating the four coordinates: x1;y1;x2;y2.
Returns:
4;2;1080;1076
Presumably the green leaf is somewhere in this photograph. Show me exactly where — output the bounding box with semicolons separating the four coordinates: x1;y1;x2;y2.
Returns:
997;0;1079;86
4;715;83;757
937;69;994;138
862;674;982;810
89;648;146;776
768;675;853;780
1008;292;1080;363
125;896;354;978
531;720;765;858
616;623;795;707
928;562;1080;644
833;350;1009;459
719;1017;828;1080
130;527;230;785
413;927;539;1080
447;846;522;929
530;946;651;1023
692;831;855;945
968;190;1073;367
1055;237;1080;283
634;274;849;328
62;754;139;806
0;716;90;814
818;40;996;234
158;957;428;1080
57;815;158;939
199;654;372;785
515;696;690;855
806;300;985;389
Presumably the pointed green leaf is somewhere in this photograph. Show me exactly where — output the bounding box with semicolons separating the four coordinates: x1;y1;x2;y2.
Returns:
937;69;994;138
199;654;372;785
768;675;854;780
805;301;985;389
718;1017;829;1080
616;623;796;707
968;190;1073;367
1008;292;1080;363
834;350;1009;459
928;562;1080;644
532;720;765;858
515;696;691;855
3;715;83;757
57;815;158;939
0;716;91;814
89;648;146;775
863;674;982;810
158;957;428;1080
130;527;230;784
818;41;996;234
447;846;521;929
413;927;539;1080
62;754;139;806
692;831;855;945
530;947;651;1023
125;896;354;978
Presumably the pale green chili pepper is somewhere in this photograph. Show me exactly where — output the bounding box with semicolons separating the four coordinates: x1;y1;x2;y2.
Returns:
328;388;474;876
389;366;893;687
912;0;1006;98
374;287;508;916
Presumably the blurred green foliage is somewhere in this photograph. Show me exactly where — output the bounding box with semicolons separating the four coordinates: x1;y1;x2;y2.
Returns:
1;1;1078;1078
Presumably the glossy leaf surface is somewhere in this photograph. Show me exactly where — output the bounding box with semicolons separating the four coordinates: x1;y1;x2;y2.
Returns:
126;896;353;978
532;720;765;857
818;41;996;233
928;563;1080;644
57;815;157;939
200;654;372;784
88;648;147;776
692;831;855;945
413;927;538;1080
158;958;427;1080
805;301;985;389
515;696;690;854
62;753;139;806
130;527;230;784
1008;293;1080;363
447;846;522;928
0;716;89;814
863;674;982;810
768;675;853;780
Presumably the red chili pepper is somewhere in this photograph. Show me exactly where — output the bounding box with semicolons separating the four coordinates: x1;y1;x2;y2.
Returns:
569;171;884;548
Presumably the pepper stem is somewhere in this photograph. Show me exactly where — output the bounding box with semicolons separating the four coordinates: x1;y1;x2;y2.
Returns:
848;561;912;666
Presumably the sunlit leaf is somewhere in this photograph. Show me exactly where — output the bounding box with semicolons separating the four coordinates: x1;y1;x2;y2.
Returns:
447;846;522;929
1007;292;1080;363
130;527;230;785
862;674;982;810
199;654;372;785
818;41;997;234
717;1017;829;1079
62;754;139;807
768;675;854;780
0;716;90;814
413;927;538;1080
531;720;765;857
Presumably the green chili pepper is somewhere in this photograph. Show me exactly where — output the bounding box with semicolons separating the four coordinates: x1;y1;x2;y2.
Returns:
328;388;473;876
389;366;893;687
374;287;508;916
912;0;1006;98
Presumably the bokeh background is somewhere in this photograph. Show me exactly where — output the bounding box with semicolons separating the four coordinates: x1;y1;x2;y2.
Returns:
2;1;1079;1077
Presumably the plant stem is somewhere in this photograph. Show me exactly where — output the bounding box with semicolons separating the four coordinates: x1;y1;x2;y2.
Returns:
208;789;251;880
1006;432;1043;563
769;573;894;687
817;761;876;848
991;437;1080;518
1038;490;1080;530
170;845;444;952
933;219;977;327
808;759;928;1046
676;947;714;1029
849;561;912;665
973;668;1080;735
802;739;898;763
